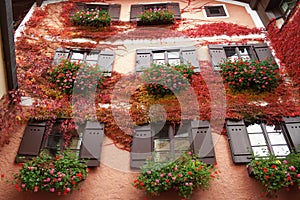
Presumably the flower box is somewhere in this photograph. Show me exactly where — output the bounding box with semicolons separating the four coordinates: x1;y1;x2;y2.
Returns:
137;8;175;26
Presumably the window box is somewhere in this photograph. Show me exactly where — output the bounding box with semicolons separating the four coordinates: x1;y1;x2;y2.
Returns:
208;43;274;71
135;47;200;73
204;5;228;17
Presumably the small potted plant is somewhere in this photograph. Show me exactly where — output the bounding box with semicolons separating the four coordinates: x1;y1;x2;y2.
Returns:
138;8;175;26
70;8;111;28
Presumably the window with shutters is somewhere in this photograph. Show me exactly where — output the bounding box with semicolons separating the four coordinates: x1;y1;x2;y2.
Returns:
208;43;274;71
53;48;114;77
204;5;227;17
135;47;200;73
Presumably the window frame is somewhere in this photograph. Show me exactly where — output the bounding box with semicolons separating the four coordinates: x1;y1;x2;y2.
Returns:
279;0;298;19
203;5;228;18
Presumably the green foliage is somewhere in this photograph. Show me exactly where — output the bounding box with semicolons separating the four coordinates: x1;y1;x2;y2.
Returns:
13;151;88;195
48;59;104;95
138;8;175;25
142;63;194;97
70;8;111;28
220;59;281;92
248;152;300;197
133;152;216;199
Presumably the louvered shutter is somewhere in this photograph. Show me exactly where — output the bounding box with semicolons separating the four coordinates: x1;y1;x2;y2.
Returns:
17;120;46;158
283;117;300;152
226;120;252;163
181;47;200;72
208;45;226;71
131;125;153;169
86;50;100;66
108;4;121;21
130;4;144;21
190;120;216;164
53;48;70;65
98;51;114;77
79;121;104;167
75;2;85;10
253;43;274;62
166;3;181;19
135;49;152;73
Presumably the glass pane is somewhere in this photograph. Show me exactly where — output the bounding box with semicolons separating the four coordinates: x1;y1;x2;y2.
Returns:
272;145;290;156
248;134;266;146
153;52;165;60
266;125;281;133
167;51;180;59
154;139;170;151
174;138;190;151
224;48;236;57
69;137;80;150
252;146;269;157
168;59;181;66
268;132;287;145
86;53;99;61
247;124;263;133
86;60;98;66
153;59;165;65
238;47;250;60
71;52;84;60
153;152;170;162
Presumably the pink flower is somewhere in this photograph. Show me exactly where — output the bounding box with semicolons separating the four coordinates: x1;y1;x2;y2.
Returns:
146;171;151;175
66;188;71;192
185;182;189;186
50;169;54;175
189;182;193;186
297;174;300;178
168;173;172;177
283;160;288;165
50;188;55;192
34;186;38;192
57;178;62;182
187;151;192;155
289;166;296;172
21;184;26;188
155;179;159;183
160;174;164;177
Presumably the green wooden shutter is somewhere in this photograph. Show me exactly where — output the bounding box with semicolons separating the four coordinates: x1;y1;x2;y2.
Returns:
283;117;300;152
208;45;226;71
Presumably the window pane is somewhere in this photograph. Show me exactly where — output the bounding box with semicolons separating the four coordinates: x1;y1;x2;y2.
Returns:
266;125;281;133
153;59;166;65
86;53;99;61
247;124;263;133
153;152;170;162
168;51;180;59
168;59;180;66
154;139;170;151
86;60;98;66
238;47;251;60
71;52;84;60
268;132;287;145
224;48;236;58
272;145;290;156
174;138;190;151
252;146;269;157
153;52;165;60
248;134;266;146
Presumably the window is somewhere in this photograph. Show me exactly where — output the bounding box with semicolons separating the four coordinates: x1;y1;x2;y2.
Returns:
130;120;216;169
226;117;300;164
208;43;274;71
130;2;181;22
53;48;115;77
75;2;121;21
280;0;297;19
135;47;200;73
204;5;227;17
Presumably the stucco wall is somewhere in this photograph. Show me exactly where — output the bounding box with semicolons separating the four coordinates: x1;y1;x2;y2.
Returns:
0;27;8;98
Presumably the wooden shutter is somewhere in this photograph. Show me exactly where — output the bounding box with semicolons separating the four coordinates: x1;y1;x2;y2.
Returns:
79;121;104;167
166;3;181;19
86;50;100;66
253;43;274;62
283;117;300;152
52;48;70;65
17;120;46;161
130;4;144;21
98;51;114;77
130;125;153;169
208;45;226;71
75;2;85;10
189;120;216;164
108;4;121;21
181;47;200;72
226;120;252;163
135;49;152;73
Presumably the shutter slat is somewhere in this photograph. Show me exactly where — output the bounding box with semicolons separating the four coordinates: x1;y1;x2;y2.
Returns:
181;47;200;72
130;4;144;21
166;3;181;19
98;51;114;77
226;120;252;163
283;117;300;152
135;49;152;73
130;125;153;169
208;45;226;71
253;43;274;62
190;120;216;164
79;121;104;167
108;4;121;21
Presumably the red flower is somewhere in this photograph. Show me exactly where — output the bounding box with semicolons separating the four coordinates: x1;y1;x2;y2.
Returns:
18;163;23;167
265;175;269;179
165;179;169;183
271;165;276;169
1;174;4;178
263;167;268;173
71;181;76;185
187;171;192;176
14;184;21;192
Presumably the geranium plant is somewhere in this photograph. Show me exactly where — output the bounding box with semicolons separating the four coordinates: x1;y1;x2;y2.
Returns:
48;59;104;95
248;152;300;197
220;59;281;92
133;152;217;199
138;8;175;25
70;8;111;28
13;151;88;195
142;63;194;96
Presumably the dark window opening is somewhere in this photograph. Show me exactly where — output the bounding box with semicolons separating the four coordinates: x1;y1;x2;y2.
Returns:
144;4;167;10
204;5;227;17
224;46;255;61
280;0;297;19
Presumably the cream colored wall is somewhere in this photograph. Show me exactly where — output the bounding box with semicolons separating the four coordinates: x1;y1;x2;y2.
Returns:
0;27;8;98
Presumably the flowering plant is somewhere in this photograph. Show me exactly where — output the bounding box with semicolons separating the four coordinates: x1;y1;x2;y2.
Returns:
48;59;104;95
248;152;300;197
70;8;111;28
13;151;88;195
220;59;280;92
133;152;217;199
138;8;175;25
142;63;194;96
